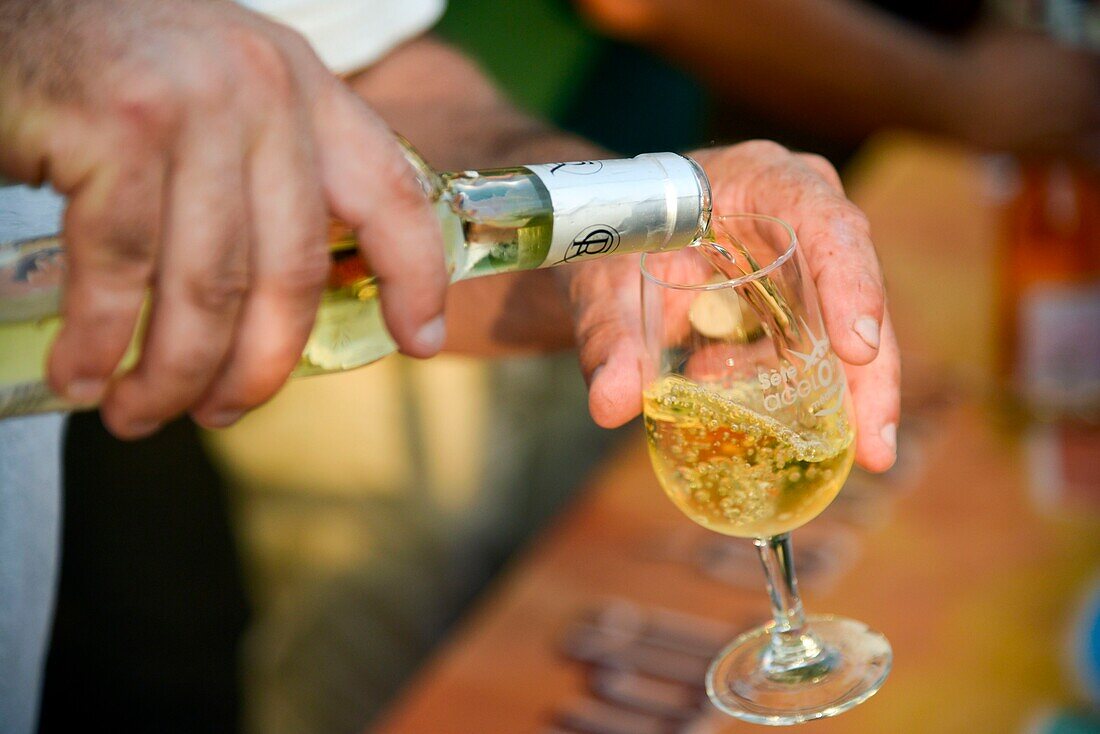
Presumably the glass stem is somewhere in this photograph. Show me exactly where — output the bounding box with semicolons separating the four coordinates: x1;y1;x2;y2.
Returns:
755;534;827;673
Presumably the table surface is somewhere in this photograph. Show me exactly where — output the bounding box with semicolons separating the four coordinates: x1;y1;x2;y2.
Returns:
372;135;1100;734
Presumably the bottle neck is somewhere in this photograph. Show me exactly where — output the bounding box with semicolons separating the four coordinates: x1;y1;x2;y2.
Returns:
398;141;715;263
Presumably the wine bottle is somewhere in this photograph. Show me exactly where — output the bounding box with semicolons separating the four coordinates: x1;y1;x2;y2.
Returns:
995;0;1100;420
999;161;1100;419
0;143;711;417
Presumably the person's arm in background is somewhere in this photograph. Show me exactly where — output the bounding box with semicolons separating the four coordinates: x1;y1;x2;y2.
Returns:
574;0;1100;164
351;36;900;472
0;0;450;438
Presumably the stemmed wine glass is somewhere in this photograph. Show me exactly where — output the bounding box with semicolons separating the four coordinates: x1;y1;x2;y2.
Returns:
640;214;891;725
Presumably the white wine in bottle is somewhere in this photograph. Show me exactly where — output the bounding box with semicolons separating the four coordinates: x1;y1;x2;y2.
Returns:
0;144;711;417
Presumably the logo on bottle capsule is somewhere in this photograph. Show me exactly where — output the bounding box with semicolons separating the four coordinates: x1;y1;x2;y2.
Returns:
548;161;604;175
560;225;620;263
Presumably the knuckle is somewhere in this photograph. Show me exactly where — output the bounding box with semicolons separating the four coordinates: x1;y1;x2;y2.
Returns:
740;139;789;160
185;267;250;314
813;200;872;245
382;149;432;209
386;173;431;217
575;316;617;374
838;203;872;237
799;153;843;191
110;71;184;143
65;210;156;279
578;344;606;381
58;300;140;366
177;56;235;109
270;242;329;298
158;343;221;385
106;255;156;288
59;301;111;340
65;203;107;243
227;28;296;102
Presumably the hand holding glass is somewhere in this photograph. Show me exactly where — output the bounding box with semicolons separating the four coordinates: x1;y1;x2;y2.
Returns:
640;214;891;724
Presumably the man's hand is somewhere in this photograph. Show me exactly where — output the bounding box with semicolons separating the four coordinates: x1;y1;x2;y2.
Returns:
351;37;899;470
566;141;900;472
0;0;447;438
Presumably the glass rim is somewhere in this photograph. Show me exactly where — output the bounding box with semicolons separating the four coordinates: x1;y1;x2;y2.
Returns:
640;213;798;291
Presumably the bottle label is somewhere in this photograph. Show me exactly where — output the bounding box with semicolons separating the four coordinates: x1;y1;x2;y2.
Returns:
0;237;64;323
0;381;64;417
525;154;705;267
1017;281;1100;413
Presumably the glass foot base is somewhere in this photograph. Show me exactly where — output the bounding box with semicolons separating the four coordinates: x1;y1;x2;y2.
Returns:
705;614;891;726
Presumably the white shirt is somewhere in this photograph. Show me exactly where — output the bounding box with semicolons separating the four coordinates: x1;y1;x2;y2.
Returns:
237;0;445;74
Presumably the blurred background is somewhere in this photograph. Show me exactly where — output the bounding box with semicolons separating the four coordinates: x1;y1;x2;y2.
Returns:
35;1;1099;733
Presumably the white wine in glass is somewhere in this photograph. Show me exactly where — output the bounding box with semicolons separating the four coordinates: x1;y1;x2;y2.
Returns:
644;372;855;540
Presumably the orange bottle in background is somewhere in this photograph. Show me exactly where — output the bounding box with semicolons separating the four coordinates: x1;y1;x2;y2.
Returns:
999;162;1100;420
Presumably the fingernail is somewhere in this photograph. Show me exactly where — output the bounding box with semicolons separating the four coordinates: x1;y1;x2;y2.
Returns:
66;378;107;404
202;409;244;429
853;316;881;351
414;316;446;353
880;422;897;453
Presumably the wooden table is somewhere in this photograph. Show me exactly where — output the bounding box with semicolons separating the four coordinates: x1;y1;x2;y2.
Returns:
373;135;1100;733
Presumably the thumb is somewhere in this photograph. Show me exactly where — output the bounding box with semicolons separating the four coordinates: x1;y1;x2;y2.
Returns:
586;337;645;428
567;255;646;427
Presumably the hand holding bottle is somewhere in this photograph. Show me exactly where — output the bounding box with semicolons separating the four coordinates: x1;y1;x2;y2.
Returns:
0;12;900;468
0;0;448;438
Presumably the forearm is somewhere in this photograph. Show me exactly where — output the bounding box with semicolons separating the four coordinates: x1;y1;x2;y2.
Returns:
348;35;607;169
348;35;610;356
578;0;963;141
